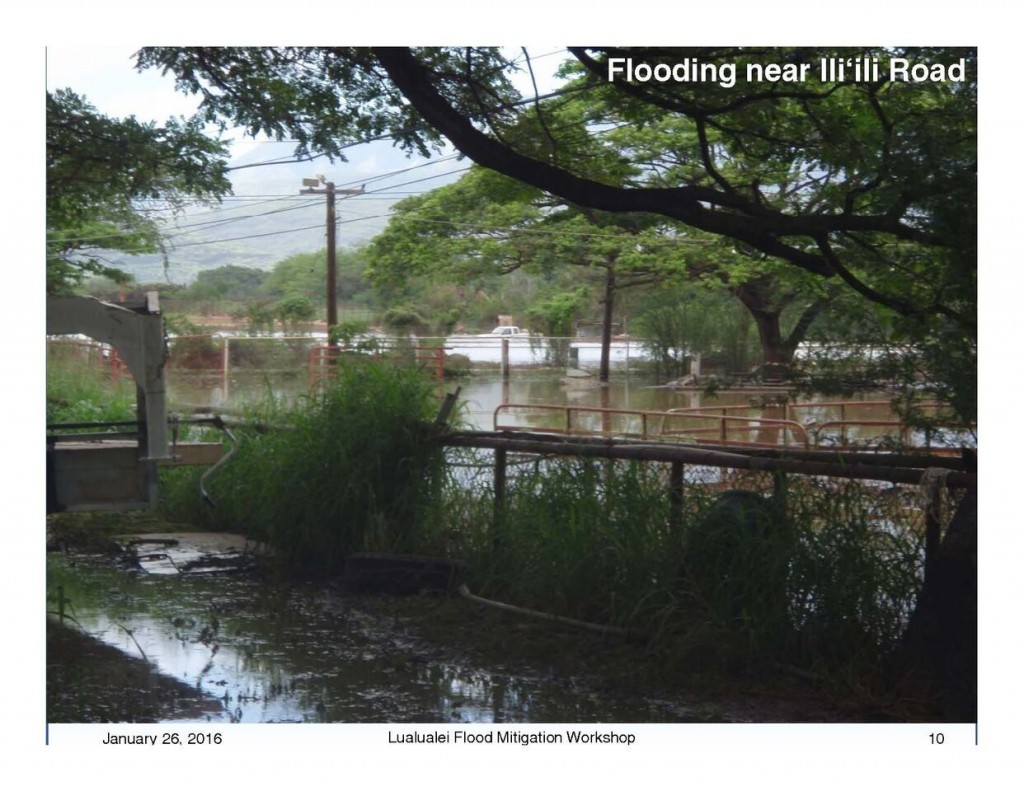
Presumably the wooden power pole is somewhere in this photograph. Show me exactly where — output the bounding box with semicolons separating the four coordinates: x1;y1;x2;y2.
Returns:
301;177;365;344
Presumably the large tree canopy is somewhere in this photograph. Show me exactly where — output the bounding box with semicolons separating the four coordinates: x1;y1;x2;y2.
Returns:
46;88;232;294
137;46;976;417
138;46;974;312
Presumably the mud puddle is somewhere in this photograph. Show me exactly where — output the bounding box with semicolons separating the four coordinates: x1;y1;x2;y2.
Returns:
47;539;742;724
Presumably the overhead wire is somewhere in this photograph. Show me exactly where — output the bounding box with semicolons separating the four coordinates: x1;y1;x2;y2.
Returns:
60;49;672;255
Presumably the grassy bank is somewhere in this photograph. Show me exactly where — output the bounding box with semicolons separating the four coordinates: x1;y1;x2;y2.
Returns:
162;358;446;568
433;457;924;682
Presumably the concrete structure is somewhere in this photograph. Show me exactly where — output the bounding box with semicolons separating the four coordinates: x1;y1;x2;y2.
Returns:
47;294;169;511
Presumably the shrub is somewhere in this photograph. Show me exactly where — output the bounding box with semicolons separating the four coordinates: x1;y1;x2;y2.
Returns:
199;359;443;570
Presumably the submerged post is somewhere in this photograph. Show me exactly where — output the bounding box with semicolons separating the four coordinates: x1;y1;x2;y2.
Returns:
221;336;230;402
669;460;685;544
493;447;508;545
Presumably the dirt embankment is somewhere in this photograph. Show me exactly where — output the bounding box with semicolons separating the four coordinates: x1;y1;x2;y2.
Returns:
47;621;222;723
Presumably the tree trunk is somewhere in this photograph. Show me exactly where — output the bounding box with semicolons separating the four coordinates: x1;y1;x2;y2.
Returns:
733;279;827;374
889;485;977;721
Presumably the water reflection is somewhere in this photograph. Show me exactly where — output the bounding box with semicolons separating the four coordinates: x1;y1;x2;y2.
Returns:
47;553;703;724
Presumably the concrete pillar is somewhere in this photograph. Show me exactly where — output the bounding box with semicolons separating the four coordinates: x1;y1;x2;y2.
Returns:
47;294;169;507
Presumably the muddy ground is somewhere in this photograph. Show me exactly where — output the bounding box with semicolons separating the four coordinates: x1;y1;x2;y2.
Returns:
45;513;921;724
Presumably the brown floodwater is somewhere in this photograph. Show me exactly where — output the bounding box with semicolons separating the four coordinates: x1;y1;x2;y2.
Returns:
166;368;971;451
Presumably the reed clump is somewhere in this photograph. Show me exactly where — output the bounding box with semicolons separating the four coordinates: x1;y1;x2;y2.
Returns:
192;359;445;570
436;459;925;682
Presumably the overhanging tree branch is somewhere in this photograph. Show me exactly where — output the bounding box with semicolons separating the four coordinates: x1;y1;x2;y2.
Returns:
373;47;942;293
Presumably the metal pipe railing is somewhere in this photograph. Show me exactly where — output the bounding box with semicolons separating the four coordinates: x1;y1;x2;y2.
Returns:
494;400;972;453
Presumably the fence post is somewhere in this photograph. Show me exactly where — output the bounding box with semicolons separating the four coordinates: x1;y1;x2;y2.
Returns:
501;338;510;381
669;460;685;546
493;447;508;547
222;336;230;402
924;482;943;582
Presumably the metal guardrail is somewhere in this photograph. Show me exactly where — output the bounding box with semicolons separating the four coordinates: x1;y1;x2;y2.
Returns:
494;403;809;447
493;400;973;453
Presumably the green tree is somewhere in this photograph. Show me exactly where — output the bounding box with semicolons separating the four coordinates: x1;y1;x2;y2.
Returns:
183;264;267;303
366;166;700;379
46;88;232;294
633;283;759;377
367;159;839;378
262;248;371;307
274;294;316;333
137;46;976;419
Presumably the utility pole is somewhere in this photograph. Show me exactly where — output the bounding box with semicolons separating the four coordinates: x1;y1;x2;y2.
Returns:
301;176;365;345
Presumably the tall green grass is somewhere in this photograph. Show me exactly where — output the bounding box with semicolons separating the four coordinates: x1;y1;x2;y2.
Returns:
47;345;136;426
431;459;925;677
187;359;445;570
443;458;682;627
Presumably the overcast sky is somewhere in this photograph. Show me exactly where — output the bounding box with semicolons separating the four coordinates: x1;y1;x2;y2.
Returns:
45;46;360;174
43;46;569;175
40;46;573;282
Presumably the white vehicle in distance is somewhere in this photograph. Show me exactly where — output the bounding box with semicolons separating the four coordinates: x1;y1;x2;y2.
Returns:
484;326;528;337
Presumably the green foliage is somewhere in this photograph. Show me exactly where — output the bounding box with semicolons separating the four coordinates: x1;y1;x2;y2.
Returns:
429;457;924;677
236;301;276;335
381;304;428;333
524;287;590;337
468;460;680;628
785;479;926;668
197;360;443;569
46;346;136;426
261;251;326;304
137;46;975;420
633;283;758;375
137;47;516;162
182;265;267;303
327;319;368;346
364;167;547;289
46;88;231;294
259;247;374;311
273;294;315;331
363;159;830;372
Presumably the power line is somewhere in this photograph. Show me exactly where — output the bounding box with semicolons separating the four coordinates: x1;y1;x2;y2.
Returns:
167;221;334;249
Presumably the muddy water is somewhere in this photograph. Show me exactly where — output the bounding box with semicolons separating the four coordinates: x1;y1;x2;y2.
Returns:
168;368;967;451
47;550;712;724
169;369;892;429
166;369;724;425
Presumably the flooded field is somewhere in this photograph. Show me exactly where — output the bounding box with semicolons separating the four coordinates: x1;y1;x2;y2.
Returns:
53;332;971;449
164;368;972;454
